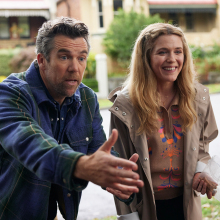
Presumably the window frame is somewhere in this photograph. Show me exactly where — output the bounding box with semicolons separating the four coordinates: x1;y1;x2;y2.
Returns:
0;17;10;39
113;0;123;16
98;0;104;28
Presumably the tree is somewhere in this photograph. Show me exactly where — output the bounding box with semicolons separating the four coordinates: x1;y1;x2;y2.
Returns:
102;10;163;67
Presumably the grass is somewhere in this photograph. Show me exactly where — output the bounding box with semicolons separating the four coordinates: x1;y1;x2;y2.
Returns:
92;197;220;220
201;197;220;219
98;99;112;109
206;83;220;94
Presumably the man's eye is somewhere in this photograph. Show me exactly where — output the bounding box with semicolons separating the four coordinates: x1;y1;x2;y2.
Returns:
158;51;166;55
79;57;85;61
61;56;67;60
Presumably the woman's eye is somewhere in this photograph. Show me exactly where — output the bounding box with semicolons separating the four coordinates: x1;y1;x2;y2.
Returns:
175;50;182;54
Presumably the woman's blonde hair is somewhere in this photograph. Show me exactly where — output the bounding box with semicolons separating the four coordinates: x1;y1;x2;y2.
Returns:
123;23;197;135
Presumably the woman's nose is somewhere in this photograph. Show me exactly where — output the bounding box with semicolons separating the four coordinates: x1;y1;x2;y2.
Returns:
167;52;175;62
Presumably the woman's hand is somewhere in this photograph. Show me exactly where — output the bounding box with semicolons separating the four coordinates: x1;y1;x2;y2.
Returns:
192;172;218;199
106;153;144;200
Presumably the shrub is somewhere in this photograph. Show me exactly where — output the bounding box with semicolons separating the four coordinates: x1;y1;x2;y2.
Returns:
9;47;96;79
9;46;36;73
190;45;205;59
82;78;98;92
0;48;20;76
102;10;163;67
190;44;220;81
85;52;96;78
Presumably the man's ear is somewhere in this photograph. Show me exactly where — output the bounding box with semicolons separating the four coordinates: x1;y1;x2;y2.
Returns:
37;53;47;71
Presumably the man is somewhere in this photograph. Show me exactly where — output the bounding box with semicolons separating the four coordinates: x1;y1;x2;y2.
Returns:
0;17;143;220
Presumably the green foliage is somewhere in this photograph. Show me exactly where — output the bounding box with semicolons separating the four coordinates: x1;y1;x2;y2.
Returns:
190;45;205;59
108;71;127;78
190;43;220;60
206;43;220;58
201;197;220;219
9;46;36;73
0;48;21;76
190;44;220;80
82;78;98;92
85;52;96;78
103;10;163;67
98;99;112;109
8;47;97;78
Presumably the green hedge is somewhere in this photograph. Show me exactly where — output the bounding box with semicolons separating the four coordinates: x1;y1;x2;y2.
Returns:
0;48;20;76
82;78;98;92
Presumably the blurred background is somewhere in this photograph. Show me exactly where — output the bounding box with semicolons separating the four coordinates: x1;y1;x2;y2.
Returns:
1;0;220;96
0;0;220;219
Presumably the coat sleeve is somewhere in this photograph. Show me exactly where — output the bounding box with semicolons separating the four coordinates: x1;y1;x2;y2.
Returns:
195;95;218;173
0;80;86;191
110;112;136;215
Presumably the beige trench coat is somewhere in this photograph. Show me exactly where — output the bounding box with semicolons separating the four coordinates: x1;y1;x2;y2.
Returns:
108;83;218;220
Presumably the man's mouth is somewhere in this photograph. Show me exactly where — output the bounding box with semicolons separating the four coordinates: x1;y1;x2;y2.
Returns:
65;79;78;85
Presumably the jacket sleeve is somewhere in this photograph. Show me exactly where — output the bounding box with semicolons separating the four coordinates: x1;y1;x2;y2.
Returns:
0;81;86;191
195;95;218;173
87;92;106;154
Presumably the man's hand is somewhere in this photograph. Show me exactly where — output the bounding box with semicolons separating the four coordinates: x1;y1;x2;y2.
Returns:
106;153;140;199
192;172;218;199
74;129;144;193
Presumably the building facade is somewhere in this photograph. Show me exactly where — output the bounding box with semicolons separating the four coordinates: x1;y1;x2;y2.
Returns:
0;0;57;48
1;0;220;71
56;0;220;72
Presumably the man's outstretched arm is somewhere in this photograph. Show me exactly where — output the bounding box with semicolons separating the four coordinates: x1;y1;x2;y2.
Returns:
74;129;144;193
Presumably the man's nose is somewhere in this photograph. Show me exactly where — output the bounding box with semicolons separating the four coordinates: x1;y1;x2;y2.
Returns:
68;59;79;72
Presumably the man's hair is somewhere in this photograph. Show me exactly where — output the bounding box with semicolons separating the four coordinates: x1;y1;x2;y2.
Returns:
36;17;90;61
123;23;197;135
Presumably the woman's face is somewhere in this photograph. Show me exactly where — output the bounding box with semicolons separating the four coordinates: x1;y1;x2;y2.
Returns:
150;34;184;85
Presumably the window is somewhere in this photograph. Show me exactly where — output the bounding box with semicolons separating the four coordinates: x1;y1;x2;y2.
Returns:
113;0;123;16
98;0;104;28
0;17;10;39
169;13;178;26
185;13;193;31
18;17;30;38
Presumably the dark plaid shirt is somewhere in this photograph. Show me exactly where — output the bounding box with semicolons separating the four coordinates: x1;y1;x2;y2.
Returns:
0;61;106;220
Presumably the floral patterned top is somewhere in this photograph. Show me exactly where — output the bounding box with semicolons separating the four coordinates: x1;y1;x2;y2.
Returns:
148;93;184;200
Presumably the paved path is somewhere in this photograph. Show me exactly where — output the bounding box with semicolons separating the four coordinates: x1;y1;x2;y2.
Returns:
57;93;220;220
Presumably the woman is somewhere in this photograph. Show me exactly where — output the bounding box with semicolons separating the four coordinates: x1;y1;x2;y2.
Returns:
107;23;218;220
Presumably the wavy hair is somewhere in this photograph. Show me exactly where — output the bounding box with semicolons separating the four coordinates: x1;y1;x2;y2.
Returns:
36;17;90;62
123;23;197;135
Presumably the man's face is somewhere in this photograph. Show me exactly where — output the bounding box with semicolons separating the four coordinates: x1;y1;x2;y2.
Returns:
38;35;88;105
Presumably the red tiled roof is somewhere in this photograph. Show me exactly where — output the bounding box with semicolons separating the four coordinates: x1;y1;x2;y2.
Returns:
0;0;49;9
148;0;217;4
